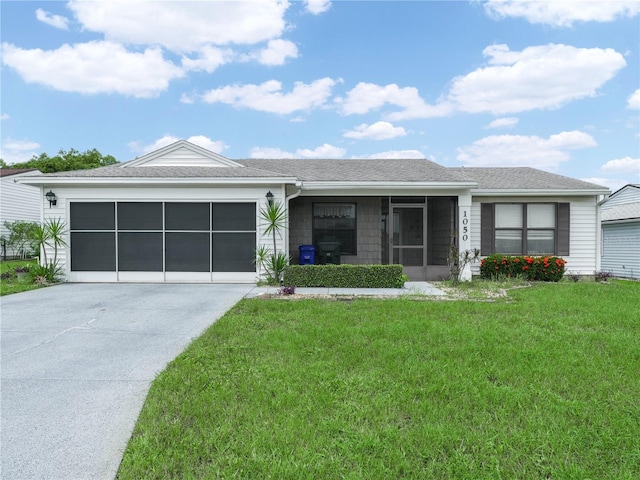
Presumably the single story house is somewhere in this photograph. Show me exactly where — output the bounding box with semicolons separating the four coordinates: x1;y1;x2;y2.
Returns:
0;168;42;258
19;140;609;283
600;184;640;279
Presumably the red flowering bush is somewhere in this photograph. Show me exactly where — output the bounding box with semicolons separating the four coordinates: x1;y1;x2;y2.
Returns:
480;254;566;282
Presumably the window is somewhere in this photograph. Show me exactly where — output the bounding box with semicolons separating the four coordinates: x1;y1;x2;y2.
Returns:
313;203;356;255
482;203;570;256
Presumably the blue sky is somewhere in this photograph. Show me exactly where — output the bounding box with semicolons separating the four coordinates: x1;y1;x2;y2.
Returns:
1;0;639;191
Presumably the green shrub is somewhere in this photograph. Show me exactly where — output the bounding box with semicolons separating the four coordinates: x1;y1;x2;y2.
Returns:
480;254;566;282
283;264;406;288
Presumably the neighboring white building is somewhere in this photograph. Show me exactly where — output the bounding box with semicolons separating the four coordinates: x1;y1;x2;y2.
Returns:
0;169;42;258
19;140;610;283
600;184;640;279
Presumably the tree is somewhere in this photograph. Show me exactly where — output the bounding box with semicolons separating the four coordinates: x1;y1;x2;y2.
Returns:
3;221;39;259
2;148;118;172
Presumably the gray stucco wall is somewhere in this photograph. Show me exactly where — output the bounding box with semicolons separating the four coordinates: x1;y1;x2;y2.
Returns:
289;196;381;265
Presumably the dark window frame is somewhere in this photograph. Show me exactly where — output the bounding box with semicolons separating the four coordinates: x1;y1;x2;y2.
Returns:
312;202;357;255
481;202;570;256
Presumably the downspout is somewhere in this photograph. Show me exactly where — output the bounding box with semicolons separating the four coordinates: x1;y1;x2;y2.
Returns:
284;181;303;259
595;194;605;272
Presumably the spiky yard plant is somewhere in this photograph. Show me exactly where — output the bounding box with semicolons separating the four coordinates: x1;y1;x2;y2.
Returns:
258;200;290;285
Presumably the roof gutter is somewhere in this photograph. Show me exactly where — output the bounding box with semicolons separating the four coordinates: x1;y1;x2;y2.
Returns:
15;176;299;186
472;188;611;197
301;181;477;190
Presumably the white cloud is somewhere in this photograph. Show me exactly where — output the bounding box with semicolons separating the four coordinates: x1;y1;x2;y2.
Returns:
457;130;597;169
580;177;626;193
297;143;345;158
344;121;407;140
35;8;69;30
1;41;184;98
180;93;195;105
485;117;519;129
484;1;640;27
338;82;452;120
339;43;624;120
202;78;337;114
601;157;640;173
249;39;299;66
304;0;332;15
132;135;228;155
627;89;640;109
181;46;233;73
0;138;41;164
352;150;426;160
250;143;345;158
68;0;289;52
1;113;9;121
448;44;626;115
249;147;296;159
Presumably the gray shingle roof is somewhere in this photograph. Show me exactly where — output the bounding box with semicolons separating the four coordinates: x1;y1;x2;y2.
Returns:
450;167;609;191
30;158;608;192
0;168;40;177
46;164;287;178
236;158;471;183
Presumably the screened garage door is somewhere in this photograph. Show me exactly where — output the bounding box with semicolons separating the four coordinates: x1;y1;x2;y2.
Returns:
69;202;256;281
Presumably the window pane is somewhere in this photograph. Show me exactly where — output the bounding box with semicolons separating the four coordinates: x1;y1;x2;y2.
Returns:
71;232;116;271
118;203;163;230
392;208;423;246
495;204;523;228
70;202;115;230
166;233;210;272
495;230;522;254
528;204;556;228
212;203;256;231
313;203;357;255
165;203;210;231
118;232;163;271
212;232;256;272
527;230;555;255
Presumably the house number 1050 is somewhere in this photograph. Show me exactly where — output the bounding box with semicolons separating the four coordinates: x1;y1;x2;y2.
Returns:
462;210;469;241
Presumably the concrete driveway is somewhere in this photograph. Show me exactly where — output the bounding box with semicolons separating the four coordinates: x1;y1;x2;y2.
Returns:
1;283;254;480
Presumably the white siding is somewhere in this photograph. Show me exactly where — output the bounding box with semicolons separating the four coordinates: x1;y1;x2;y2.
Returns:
0;173;42;256
44;184;286;283
136;146;232;167
601;223;640;279
601;185;640;209
470;196;599;275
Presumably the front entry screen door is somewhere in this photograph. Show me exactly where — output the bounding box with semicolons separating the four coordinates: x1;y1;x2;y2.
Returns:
392;206;425;280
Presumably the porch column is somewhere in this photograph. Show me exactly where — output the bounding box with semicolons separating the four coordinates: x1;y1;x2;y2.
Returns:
458;192;472;281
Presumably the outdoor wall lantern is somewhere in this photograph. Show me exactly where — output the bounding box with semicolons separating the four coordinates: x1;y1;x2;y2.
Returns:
266;191;274;205
45;190;57;207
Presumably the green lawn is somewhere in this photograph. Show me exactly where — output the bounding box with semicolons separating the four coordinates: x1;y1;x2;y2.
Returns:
0;259;40;295
118;281;640;479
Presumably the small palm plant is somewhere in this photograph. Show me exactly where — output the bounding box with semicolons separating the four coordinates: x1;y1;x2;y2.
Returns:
30;218;68;282
257;199;290;285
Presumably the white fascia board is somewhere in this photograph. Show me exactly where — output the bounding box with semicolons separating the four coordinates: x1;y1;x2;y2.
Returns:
16;176;298;186
471;188;610;197
301;181;477;190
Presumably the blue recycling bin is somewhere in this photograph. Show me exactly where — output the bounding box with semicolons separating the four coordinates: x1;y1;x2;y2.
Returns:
298;245;316;265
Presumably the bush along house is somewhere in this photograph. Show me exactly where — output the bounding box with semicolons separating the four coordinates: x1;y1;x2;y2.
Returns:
19;140;610;283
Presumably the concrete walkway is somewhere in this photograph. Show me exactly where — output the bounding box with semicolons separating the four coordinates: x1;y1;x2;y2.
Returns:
1;283;253;480
245;281;447;297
